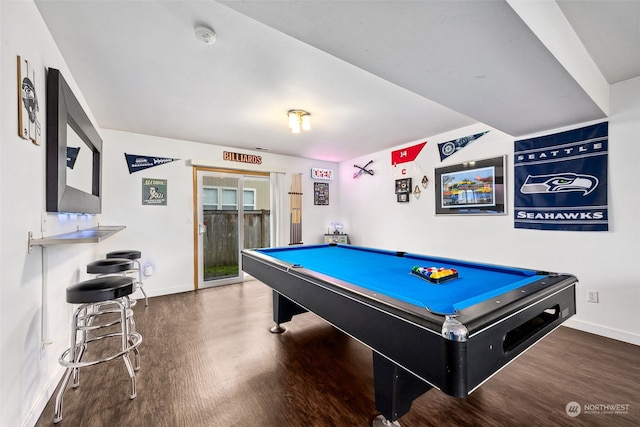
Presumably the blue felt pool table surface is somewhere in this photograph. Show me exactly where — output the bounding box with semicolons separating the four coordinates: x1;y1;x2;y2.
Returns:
256;244;545;315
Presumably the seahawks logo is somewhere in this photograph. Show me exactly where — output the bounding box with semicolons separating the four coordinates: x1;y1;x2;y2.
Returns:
520;173;598;196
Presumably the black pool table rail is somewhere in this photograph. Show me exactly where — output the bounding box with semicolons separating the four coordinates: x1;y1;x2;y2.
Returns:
243;247;576;336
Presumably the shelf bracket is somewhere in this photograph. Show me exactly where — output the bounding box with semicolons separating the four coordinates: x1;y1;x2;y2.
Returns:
28;231;34;254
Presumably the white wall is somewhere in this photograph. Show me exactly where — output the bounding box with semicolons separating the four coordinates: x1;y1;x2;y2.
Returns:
0;3;339;426
98;129;341;296
338;76;640;345
1;2;106;426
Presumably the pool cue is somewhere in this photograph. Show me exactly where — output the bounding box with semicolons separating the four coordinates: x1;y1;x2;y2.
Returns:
289;173;303;244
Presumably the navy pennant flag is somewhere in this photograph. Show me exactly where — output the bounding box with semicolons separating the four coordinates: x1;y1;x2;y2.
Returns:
67;146;80;169
514;122;608;231
125;153;179;174
438;131;489;161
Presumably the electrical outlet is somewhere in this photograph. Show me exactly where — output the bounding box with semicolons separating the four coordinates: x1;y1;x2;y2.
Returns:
587;290;599;303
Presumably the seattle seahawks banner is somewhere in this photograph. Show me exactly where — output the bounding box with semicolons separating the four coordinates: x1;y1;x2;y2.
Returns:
438;131;489;161
514;122;608;231
125;153;179;174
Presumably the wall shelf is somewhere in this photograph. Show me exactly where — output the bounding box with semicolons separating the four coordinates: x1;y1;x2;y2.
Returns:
28;226;125;252
324;233;349;244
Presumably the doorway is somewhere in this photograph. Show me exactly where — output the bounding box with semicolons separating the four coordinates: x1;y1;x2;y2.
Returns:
194;168;270;289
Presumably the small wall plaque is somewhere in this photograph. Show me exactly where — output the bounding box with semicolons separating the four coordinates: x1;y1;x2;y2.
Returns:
142;178;167;206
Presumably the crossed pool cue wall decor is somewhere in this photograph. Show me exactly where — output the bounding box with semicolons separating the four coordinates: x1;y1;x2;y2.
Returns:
353;160;374;179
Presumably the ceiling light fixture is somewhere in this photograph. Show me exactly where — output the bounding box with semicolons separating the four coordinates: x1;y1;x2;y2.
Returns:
195;26;216;45
288;110;311;134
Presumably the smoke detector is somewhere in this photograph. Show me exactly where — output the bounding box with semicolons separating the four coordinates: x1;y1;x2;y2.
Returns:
195;26;216;45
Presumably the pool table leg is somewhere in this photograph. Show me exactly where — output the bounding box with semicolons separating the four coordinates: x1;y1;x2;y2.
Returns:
270;290;308;333
372;352;432;426
270;324;286;333
372;415;400;426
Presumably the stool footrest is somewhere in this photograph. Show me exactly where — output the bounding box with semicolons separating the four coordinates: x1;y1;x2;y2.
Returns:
77;307;134;331
59;332;142;369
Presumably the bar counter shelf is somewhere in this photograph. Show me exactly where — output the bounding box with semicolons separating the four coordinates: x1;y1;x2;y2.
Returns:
28;226;125;252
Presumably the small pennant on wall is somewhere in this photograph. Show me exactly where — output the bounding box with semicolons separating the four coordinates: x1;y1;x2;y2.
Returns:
67;146;80;169
124;153;179;174
437;131;489;161
391;141;427;166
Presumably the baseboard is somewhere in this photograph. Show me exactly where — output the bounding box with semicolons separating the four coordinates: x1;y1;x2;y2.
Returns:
136;283;195;298
23;365;65;427
564;318;640;346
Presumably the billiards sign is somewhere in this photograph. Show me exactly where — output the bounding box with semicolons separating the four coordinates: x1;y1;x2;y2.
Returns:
223;151;262;165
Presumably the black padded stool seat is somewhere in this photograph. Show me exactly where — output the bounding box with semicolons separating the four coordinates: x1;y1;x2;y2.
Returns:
87;258;134;275
66;276;135;304
105;249;148;307
107;250;142;260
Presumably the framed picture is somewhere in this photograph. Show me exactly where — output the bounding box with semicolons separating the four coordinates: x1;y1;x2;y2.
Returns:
314;182;329;205
17;55;41;145
142;178;167;206
397;193;410;203
434;155;506;215
395;178;412;194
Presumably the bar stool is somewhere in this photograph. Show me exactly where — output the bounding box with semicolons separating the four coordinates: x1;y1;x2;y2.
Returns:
106;250;148;306
54;276;142;423
86;259;139;332
87;258;135;276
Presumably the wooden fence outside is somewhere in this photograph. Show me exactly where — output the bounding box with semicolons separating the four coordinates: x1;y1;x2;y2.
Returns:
203;210;270;268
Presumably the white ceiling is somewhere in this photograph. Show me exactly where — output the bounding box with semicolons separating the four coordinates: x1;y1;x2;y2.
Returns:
34;0;640;163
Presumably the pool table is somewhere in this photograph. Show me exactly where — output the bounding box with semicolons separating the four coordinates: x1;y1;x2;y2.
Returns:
241;244;577;426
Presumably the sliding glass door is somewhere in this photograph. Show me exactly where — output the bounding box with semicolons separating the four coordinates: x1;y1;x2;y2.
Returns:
195;169;270;288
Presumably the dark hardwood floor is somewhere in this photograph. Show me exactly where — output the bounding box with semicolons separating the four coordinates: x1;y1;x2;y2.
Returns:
36;280;640;427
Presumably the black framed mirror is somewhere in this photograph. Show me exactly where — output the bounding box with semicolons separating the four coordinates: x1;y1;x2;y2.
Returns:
46;68;102;214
